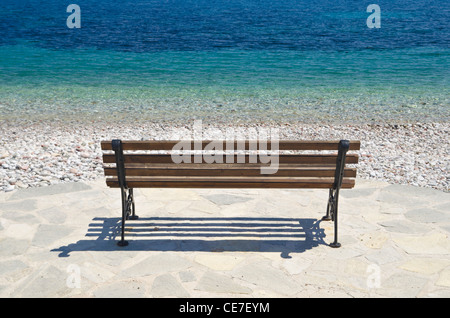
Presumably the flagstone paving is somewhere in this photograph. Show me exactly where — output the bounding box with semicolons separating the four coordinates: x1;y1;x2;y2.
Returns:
0;178;449;298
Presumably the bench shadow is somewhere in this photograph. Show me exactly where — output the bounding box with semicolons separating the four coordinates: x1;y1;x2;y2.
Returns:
52;217;328;258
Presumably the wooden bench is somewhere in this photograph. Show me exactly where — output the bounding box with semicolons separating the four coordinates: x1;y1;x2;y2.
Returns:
101;139;360;248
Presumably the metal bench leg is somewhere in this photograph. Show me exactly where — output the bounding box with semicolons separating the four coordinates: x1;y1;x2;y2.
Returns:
112;139;137;247
329;188;341;248
128;188;139;220
117;188;138;246
322;140;349;248
322;188;341;248
117;187;129;247
322;189;333;221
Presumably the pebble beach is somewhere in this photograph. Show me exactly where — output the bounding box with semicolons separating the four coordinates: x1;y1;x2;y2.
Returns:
0;119;448;193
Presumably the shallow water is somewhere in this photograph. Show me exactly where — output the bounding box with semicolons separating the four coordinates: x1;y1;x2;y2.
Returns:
0;0;448;123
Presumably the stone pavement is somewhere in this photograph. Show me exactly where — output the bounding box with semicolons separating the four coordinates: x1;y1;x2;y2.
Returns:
0;178;449;298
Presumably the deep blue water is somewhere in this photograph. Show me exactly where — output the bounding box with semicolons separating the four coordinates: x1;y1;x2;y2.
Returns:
0;0;448;123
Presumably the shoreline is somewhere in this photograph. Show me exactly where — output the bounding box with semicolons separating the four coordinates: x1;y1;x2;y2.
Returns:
0;119;449;193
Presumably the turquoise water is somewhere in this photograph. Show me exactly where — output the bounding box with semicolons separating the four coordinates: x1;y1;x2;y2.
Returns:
0;0;449;123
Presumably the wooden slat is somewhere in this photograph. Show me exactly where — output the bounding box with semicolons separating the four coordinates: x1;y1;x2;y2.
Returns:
101;140;361;151
105;176;356;189
103;166;357;178
102;153;359;165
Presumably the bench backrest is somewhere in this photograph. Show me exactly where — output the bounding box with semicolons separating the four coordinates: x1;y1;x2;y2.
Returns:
101;140;360;189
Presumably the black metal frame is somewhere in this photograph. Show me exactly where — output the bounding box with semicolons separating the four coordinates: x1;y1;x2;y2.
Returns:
112;139;138;247
322;140;350;248
111;139;350;248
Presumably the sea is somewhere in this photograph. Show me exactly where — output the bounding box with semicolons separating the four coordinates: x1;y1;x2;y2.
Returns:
0;0;448;123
